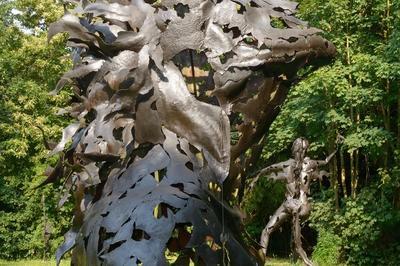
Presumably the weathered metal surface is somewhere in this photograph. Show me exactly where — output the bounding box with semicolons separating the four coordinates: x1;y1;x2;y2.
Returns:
45;0;336;265
251;138;338;266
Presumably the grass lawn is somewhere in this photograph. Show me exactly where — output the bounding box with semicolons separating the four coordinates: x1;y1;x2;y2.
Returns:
0;258;295;266
0;260;70;266
265;258;300;265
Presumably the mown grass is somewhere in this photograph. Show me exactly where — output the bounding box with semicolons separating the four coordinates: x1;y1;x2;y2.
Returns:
0;260;70;266
0;258;295;266
265;257;300;265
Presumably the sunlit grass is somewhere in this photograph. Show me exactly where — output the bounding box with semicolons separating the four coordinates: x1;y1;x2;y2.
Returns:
0;260;70;266
0;257;296;266
265;257;301;266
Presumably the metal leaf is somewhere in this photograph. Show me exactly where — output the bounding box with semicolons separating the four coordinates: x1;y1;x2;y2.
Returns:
152;62;230;181
51;59;105;95
49;122;81;156
56;229;78;266
48;14;96;44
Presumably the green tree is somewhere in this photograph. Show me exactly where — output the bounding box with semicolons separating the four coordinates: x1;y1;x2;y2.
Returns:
244;0;400;264
0;0;72;259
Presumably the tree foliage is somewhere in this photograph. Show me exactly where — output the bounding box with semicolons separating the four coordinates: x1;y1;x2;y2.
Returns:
0;0;72;259
244;0;400;264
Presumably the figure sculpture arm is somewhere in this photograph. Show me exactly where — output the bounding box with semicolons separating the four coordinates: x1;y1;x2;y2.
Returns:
309;150;337;181
316;170;330;181
315;150;337;166
249;159;293;189
315;134;344;166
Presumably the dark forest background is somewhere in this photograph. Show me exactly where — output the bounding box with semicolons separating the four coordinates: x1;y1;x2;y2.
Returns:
0;0;399;265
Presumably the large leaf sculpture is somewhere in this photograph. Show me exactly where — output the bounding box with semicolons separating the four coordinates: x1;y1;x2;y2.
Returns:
46;0;335;265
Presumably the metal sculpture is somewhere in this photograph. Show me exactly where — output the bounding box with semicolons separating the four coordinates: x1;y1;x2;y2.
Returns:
44;0;336;265
250;138;337;266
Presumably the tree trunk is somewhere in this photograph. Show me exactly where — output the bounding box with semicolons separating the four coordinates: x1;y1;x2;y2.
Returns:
332;154;340;210
351;151;358;198
344;152;352;197
397;83;400;149
358;152;367;188
336;151;344;200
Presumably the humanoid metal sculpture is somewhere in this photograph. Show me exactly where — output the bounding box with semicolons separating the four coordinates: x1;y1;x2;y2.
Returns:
43;0;336;265
250;138;337;266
